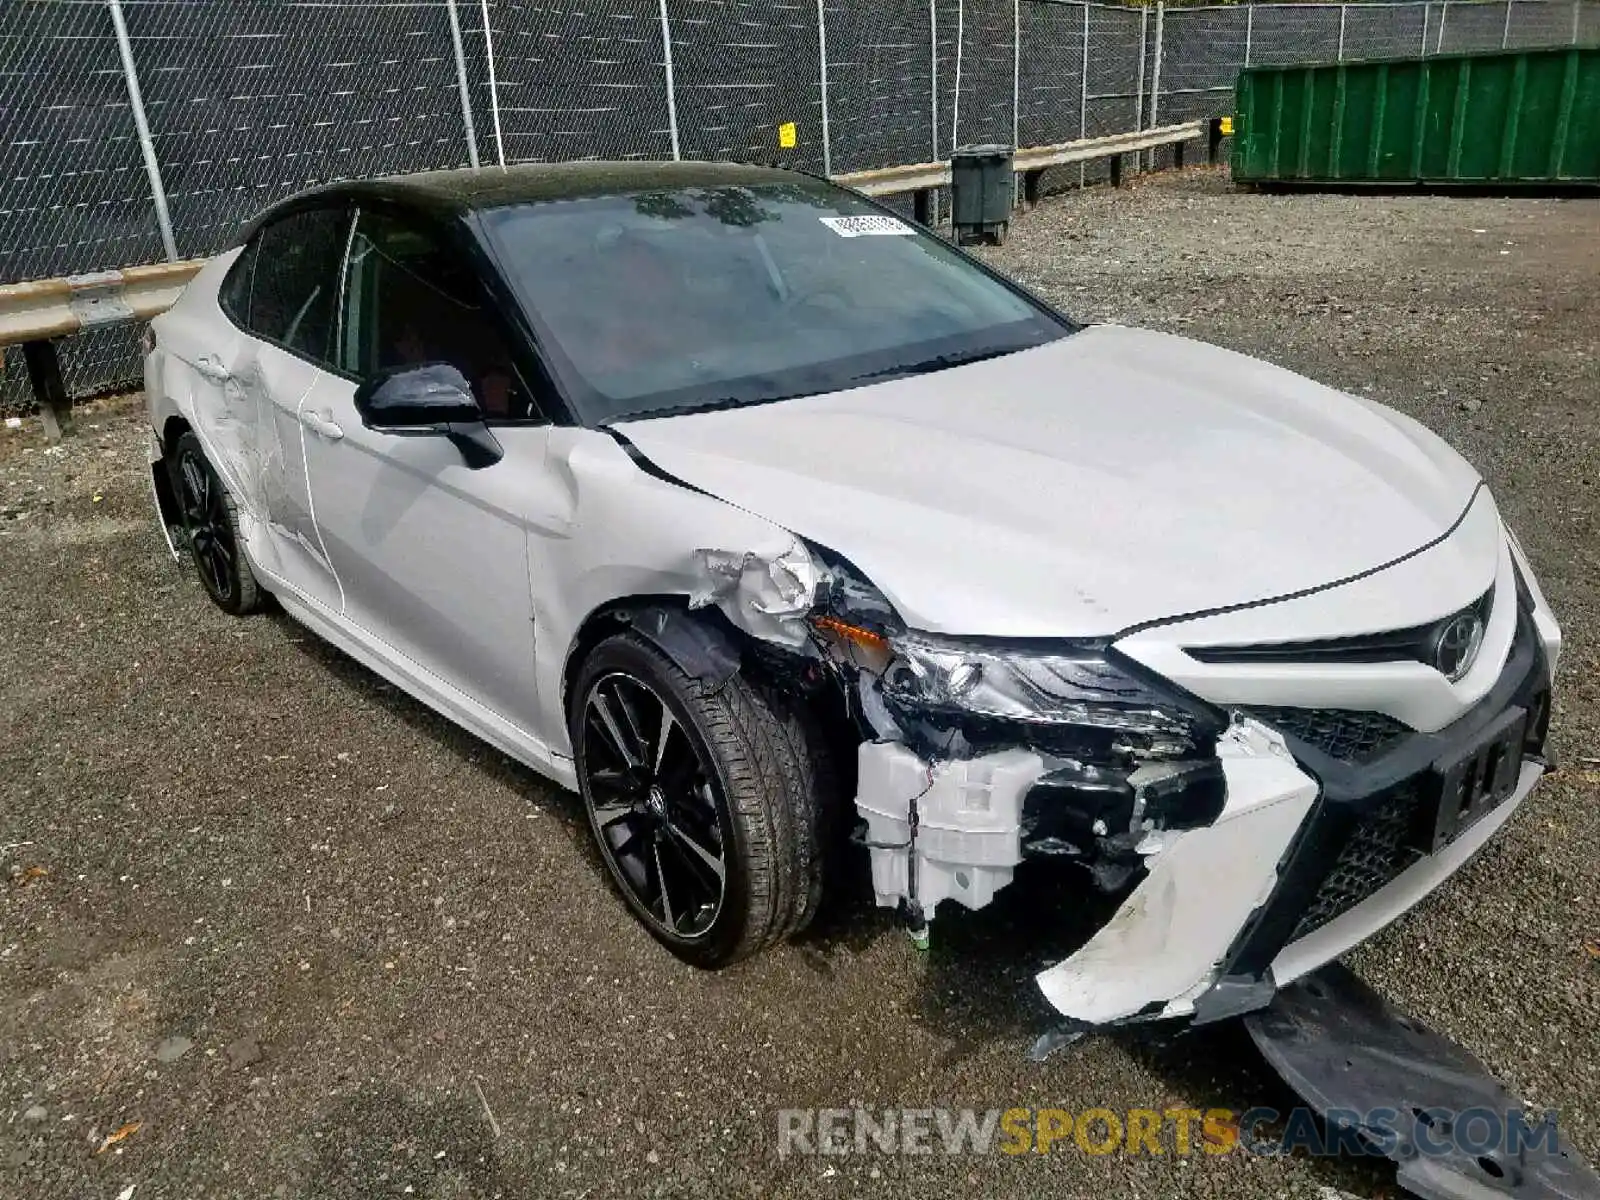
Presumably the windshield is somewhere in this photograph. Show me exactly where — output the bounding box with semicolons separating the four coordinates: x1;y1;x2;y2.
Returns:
477;179;1073;424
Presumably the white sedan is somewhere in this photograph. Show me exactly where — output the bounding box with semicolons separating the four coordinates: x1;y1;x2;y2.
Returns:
143;161;1560;1029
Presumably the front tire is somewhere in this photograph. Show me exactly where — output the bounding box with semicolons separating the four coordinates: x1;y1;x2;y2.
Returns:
570;632;825;967
169;432;261;615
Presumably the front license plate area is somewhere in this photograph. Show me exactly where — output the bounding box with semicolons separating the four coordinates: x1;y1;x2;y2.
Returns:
1424;706;1526;852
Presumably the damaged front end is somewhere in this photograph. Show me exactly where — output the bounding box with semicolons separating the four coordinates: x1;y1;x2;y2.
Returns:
682;536;1545;1043
792;548;1321;1029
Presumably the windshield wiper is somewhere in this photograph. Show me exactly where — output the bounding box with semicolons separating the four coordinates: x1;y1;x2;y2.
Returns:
608;390;801;423
845;346;1018;385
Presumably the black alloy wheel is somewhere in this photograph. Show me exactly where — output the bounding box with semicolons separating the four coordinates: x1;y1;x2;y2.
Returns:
582;671;728;942
170;431;260;615
570;631;829;967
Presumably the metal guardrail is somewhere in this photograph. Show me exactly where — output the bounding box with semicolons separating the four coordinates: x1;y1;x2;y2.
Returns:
837;120;1210;200
0;119;1224;439
0;261;204;347
834;118;1220;221
1;260;205;439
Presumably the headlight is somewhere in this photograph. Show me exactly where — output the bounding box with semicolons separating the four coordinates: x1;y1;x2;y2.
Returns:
881;631;1212;748
804;547;1228;850
803;544;1220;759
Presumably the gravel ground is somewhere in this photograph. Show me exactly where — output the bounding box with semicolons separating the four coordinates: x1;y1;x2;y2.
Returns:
2;167;1597;1200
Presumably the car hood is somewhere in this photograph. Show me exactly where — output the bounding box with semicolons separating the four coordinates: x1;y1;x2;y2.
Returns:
611;325;1484;637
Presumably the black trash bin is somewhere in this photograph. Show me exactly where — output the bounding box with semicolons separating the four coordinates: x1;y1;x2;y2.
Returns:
949;144;1014;246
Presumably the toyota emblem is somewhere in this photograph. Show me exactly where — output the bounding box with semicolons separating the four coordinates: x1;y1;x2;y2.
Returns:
1431;612;1485;681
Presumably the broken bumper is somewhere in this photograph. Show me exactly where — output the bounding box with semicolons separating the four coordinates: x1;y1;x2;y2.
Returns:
853;589;1555;1029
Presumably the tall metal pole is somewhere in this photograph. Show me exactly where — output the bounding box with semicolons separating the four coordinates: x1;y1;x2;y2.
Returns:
951;0;964;152
106;0;177;262
1134;6;1147;134
1012;0;1020;151
1502;0;1513;48
1436;0;1449;52
657;0;681;160
1147;0;1165;169
479;0;506;165
1421;1;1431;56
1244;5;1254;68
1079;3;1089;187
1574;0;1582;43
445;0;481;169
816;0;832;174
930;0;940;161
1337;5;1347;60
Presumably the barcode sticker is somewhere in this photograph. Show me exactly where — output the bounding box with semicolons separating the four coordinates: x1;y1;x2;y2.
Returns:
819;215;915;238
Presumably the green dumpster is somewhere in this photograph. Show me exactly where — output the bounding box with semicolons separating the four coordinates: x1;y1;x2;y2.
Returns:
1232;46;1600;186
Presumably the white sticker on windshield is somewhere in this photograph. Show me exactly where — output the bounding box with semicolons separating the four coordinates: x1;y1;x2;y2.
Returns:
819;215;915;238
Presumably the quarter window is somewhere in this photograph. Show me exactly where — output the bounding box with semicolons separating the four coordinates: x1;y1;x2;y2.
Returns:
339;211;533;421
243;207;348;364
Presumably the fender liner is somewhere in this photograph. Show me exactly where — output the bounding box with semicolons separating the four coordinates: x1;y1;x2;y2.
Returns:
627;605;742;691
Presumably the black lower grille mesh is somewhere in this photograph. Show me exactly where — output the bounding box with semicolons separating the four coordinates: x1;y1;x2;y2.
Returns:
1249;706;1412;762
1289;782;1428;941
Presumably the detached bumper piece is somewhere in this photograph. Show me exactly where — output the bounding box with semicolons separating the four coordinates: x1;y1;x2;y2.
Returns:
1247;965;1600;1200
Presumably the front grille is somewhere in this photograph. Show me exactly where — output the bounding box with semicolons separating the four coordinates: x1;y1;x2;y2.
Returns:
1217;598;1551;984
1249;706;1412;762
1189;588;1493;668
1288;780;1428;941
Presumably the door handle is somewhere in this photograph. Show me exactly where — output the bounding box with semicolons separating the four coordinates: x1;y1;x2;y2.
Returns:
301;410;345;441
193;356;232;384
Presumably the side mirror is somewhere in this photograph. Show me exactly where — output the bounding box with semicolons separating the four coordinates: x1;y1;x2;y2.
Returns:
355;362;479;426
353;362;502;469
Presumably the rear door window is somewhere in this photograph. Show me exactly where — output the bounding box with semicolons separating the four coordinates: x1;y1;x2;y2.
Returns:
236;207;349;366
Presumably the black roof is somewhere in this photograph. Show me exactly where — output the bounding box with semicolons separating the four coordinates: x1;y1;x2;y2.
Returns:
238;159;809;244
381;160;800;207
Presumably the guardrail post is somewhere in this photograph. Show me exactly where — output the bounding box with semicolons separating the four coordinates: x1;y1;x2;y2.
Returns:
107;0;177;263
1147;1;1165;169
480;0;506;165
816;0;832;174
22;341;72;442
445;0;481;169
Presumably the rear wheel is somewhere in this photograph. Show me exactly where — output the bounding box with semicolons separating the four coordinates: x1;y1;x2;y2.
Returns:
570;632;826;967
169;432;261;615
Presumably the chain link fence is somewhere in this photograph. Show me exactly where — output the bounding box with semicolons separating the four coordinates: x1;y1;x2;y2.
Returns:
4;0;1596;410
